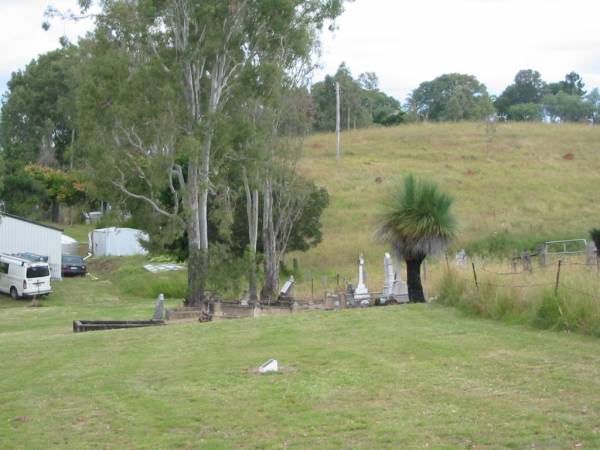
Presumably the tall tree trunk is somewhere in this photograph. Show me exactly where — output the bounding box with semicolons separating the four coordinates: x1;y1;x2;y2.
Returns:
51;200;60;223
243;169;259;303
405;255;426;303
185;163;205;307
69;128;75;170
261;179;278;302
188;131;213;308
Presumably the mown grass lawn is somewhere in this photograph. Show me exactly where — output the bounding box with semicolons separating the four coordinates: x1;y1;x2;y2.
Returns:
1;274;599;449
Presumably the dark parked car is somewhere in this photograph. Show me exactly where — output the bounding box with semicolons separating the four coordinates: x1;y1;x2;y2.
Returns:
61;255;87;276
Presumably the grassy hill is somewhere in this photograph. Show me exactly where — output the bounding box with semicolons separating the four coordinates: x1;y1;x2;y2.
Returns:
292;122;600;289
2;275;600;449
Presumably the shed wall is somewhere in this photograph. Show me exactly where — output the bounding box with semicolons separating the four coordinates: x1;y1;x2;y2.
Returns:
0;216;62;279
91;228;148;256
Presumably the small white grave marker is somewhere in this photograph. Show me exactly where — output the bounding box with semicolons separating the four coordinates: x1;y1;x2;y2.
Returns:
259;359;279;374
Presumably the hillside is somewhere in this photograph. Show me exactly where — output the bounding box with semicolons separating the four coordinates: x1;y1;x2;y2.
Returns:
1;278;600;449
293;122;600;286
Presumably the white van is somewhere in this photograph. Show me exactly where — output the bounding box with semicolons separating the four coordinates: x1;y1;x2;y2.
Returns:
0;254;52;299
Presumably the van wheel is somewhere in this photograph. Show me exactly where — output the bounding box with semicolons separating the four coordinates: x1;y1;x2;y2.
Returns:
10;287;18;300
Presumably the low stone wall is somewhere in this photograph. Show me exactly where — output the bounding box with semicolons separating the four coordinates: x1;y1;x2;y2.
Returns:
166;307;205;321
253;304;293;317
166;302;297;322
73;320;165;333
213;302;254;320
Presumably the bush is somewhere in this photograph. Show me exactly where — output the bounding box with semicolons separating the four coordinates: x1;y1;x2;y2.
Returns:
464;229;588;258
507;103;542;121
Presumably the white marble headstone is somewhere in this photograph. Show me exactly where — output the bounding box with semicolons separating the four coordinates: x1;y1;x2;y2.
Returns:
354;254;370;301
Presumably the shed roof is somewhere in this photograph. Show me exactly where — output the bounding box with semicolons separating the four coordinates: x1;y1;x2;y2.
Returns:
0;212;63;233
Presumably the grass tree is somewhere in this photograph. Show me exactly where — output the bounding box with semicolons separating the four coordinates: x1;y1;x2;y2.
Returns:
590;228;600;257
377;175;456;302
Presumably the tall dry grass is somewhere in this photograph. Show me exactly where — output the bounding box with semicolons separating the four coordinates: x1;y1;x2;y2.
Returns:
436;254;600;337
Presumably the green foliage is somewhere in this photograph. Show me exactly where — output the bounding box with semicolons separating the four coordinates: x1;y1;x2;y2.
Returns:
100;247;247;300
0;47;77;167
585;88;600;123
311;63;402;131
0;169;46;218
377;175;456;259
546;71;587;97
408;73;494;121
506;102;542;121
286;183;330;252
464;229;591;258
0;46;85;219
494;69;546;117
24;164;86;205
0;152;4;195
542;91;593;122
73;0;345;301
464;231;541;257
374;107;405;126
496;70;591;122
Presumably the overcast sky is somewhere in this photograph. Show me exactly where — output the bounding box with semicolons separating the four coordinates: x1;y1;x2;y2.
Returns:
2;0;600;102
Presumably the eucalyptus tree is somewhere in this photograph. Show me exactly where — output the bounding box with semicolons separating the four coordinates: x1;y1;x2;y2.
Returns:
75;0;345;306
235;81;318;302
377;175;456;302
0;46;78;169
260;99;313;302
408;73;494;122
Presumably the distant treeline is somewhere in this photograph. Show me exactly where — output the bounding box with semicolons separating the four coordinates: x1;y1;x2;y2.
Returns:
312;65;600;127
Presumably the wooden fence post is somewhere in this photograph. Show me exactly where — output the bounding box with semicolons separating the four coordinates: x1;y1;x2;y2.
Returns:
472;262;479;290
522;250;532;273
554;260;562;297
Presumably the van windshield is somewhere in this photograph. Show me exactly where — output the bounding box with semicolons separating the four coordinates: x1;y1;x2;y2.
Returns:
26;266;50;278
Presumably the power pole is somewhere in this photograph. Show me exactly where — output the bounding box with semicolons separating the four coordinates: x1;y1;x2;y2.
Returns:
336;81;341;160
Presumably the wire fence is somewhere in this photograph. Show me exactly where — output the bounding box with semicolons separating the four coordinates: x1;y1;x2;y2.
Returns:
454;256;600;300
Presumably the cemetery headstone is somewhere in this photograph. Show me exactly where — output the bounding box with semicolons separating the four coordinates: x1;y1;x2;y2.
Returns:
259;359;279;374
354;254;370;301
153;293;165;320
586;242;597;266
279;276;295;299
383;253;395;298
382;253;408;303
454;249;468;267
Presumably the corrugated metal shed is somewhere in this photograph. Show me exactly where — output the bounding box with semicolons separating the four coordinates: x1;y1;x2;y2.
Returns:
0;213;63;279
90;227;149;257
